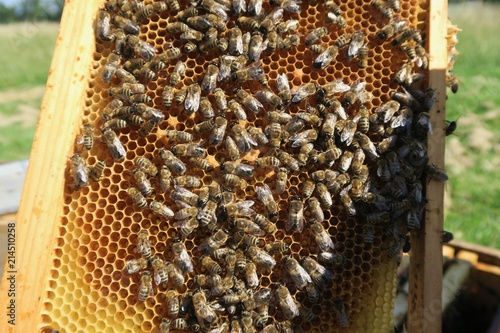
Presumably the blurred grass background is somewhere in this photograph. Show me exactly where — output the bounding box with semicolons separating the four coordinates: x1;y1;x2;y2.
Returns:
0;3;498;248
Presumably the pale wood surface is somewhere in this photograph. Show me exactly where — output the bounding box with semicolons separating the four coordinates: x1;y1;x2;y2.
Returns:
407;0;448;331
0;0;101;331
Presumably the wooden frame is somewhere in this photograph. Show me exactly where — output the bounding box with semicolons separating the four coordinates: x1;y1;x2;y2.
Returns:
408;0;448;331
0;0;448;332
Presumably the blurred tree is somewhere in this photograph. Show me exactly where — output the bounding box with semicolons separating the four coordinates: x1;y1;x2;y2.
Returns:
0;4;17;23
19;0;63;21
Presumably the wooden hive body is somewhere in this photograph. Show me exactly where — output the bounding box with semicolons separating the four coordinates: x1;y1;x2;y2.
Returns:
0;0;447;332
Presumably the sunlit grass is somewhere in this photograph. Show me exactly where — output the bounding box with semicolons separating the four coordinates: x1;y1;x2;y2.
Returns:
445;3;500;248
0;22;59;90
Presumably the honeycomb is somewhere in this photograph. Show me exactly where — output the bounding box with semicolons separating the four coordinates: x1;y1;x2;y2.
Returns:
38;0;437;331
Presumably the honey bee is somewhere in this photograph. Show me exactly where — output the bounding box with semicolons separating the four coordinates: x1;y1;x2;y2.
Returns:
277;285;299;320
289;129;318;148
256;90;283;110
201;64;219;94
283;256;312;290
371;0;393;20
163;290;180;319
210;90;228;115
233;218;264;236
223;173;247;190
102;127;126;161
227;27;244;55
273;73;292;106
232;0;247;15
309;221;334;251
150;256;169;286
156;165;171;192
124;257;148;274
305;27;327;46
177;6;198;21
247;245;276;270
332;298;349;328
159;149;187;175
168;60;186;87
159;318;171;333
163;130;192;144
343;81;373;108
256;184;278;218
357;44;368;68
221;161;255;178
128;187;147;209
377;18;407;40
160;86;175;110
136;230;153;260
170;318;189;331
254;213;277;234
245;126;267;146
193;289;218;328
326;11;346;27
226;99;246;121
392;28;422;46
201;255;222;275
415;44;429;69
304;197;323;223
285;196;303;232
314;182;332;208
166;0;181;12
95;9;113;41
70;153;89;190
249;32;267;63
266;122;283;149
225;136;241;161
101;53;121;83
335;32;352;48
425;164;448;182
201;229;229;252
184;83;201;115
277;150;300;172
172;240;193;274
309;44;325;54
167;21;190;34
149;200;174;219
172;143;206;158
138;271;154;301
236;89;264;114
291;83;317;104
274;167;288;195
166;261;186;287
173;217;199;238
253;156;279;169
244;261;259;288
300;256;334;288
296;143;314;166
187;158;212;174
174;206;199;221
126;35;157;60
231;123;258;153
236;16;258;32
174;175;202;188
132;168;153;196
310;44;338;69
199;97;215;119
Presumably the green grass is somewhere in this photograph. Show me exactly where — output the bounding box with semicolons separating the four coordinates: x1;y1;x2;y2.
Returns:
0;22;59;90
0;97;42;161
444;3;500;248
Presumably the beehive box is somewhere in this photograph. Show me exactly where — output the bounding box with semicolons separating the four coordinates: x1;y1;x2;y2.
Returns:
0;0;447;332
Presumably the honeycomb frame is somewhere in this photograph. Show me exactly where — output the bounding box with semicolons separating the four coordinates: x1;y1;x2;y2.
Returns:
0;0;447;332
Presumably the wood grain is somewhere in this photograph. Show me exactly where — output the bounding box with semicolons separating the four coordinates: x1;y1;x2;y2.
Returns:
0;1;101;332
407;0;448;331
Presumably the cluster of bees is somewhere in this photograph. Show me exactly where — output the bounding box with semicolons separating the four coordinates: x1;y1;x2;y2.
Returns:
66;0;454;331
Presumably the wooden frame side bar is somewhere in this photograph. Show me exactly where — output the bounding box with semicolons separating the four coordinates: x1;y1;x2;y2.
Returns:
0;1;100;332
407;0;448;332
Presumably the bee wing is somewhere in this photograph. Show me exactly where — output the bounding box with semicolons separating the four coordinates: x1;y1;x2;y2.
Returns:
242;130;258;147
390;112;412;129
236;34;244;55
285;293;300;316
218;55;236;82
327;80;350;94
236;163;255;177
340;122;355;145
267;7;284;24
178;249;194;273
318;231;335;251
233;0;247;14
236;200;255;209
333;103;347;120
357;90;373;104
209;2;229;21
138;41;158;60
248;0;263;15
175;200;193;209
154;270;162;286
180;29;203;41
277;73;290;92
314;49;335;69
282;0;301;13
256;184;272;202
185;86;200;113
